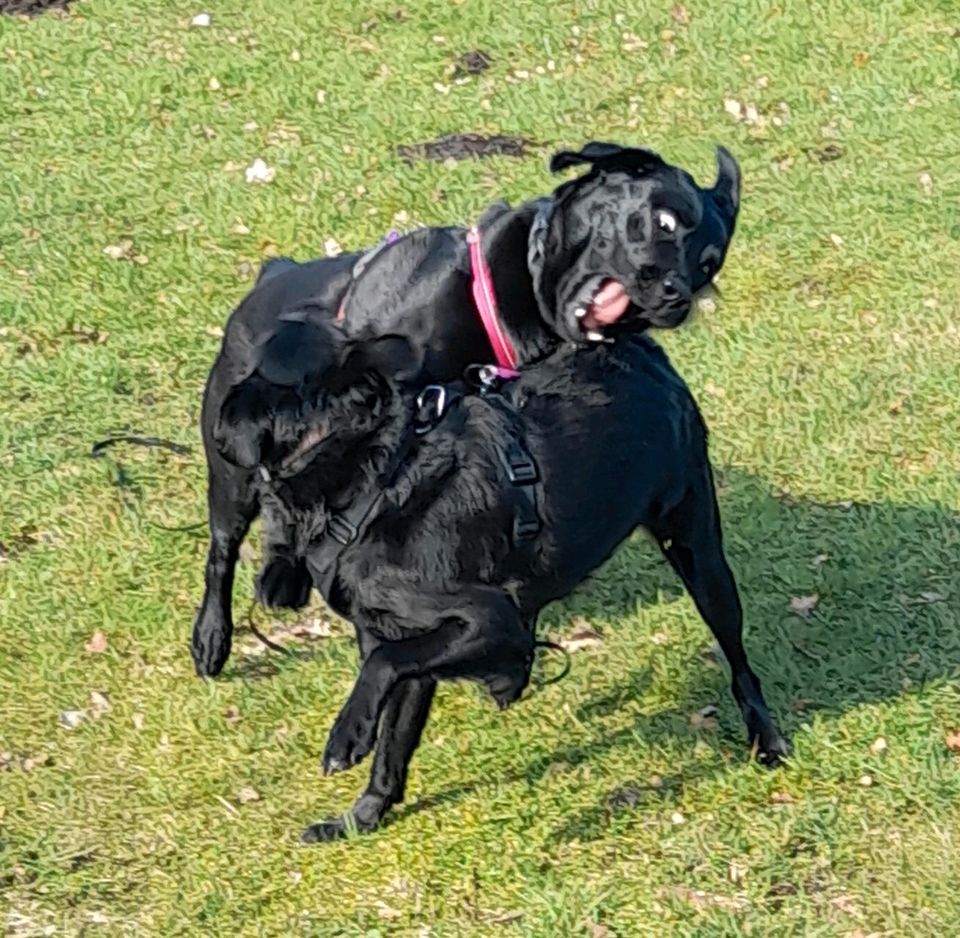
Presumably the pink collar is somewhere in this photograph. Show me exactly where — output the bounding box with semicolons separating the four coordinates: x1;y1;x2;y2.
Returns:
467;226;520;376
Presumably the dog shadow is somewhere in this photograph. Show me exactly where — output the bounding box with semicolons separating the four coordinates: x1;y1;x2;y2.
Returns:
395;468;960;839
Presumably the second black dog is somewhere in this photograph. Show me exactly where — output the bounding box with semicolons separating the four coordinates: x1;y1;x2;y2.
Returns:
194;327;788;842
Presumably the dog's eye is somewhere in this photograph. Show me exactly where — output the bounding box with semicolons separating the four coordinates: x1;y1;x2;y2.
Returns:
656;210;677;233
699;246;722;278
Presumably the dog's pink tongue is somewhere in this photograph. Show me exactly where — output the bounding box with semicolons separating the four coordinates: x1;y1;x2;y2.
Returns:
583;279;629;329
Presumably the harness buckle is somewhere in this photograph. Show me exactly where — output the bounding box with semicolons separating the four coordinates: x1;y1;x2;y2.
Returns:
502;441;538;485
514;517;540;540
327;514;358;545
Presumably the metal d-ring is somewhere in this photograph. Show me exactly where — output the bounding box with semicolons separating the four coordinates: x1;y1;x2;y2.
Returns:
415;385;447;433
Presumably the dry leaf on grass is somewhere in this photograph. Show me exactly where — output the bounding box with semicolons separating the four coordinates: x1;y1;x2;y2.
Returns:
557;630;603;652
870;737;887;754
376;900;403;920
770;790;795;804
103;241;147;265
723;97;743;120
918;171;933;195
945;729;960;751
89;691;111;719
244;158;275;184
670;885;747;911
555;618;603;653
237;786;260;804
59;709;86;729
22;753;50;772
689;704;719;730
789;594;819;618
103;240;132;260
190;12;210;27
84;630;107;654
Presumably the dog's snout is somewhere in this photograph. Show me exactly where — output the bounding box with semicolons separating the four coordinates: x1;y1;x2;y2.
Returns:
662;277;681;300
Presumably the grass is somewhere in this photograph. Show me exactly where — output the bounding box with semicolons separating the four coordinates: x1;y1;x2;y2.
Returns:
1;0;959;934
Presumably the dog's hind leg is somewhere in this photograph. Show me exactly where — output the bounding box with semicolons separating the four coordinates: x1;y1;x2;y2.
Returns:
652;464;789;765
301;676;437;843
320;587;533;778
191;459;258;677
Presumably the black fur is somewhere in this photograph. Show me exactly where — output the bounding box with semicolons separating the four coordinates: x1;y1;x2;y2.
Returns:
192;328;787;842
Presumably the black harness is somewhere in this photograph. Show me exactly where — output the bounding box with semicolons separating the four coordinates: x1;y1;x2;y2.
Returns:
307;376;540;599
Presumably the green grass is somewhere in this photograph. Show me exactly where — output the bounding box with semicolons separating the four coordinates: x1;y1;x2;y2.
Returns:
2;0;959;934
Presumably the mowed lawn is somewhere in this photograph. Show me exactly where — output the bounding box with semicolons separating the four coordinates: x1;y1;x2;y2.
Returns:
2;0;959;934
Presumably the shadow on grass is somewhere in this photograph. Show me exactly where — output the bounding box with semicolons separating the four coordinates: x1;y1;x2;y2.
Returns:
390;468;960;838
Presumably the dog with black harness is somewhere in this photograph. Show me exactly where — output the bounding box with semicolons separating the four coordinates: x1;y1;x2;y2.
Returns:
199;321;788;843
192;142;742;676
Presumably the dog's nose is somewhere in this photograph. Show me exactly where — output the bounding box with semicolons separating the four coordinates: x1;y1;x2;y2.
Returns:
662;277;681;299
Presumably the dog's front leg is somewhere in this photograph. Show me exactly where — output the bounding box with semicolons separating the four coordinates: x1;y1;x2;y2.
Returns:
301;676;437;843
321;587;533;776
191;460;258;677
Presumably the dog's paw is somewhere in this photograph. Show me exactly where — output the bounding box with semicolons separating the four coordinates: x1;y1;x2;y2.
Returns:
256;556;312;610
301;793;391;844
300;817;353;844
746;708;790;767
300;812;377;844
754;729;791;768
191;606;232;678
322;710;378;775
487;667;530;711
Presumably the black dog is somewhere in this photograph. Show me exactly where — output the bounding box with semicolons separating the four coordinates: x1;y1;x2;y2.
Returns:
192;142;741;671
193;326;788;842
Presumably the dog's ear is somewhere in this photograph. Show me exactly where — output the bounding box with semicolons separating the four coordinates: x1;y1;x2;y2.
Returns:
711;145;741;219
549;141;665;175
337;334;420;387
257;320;338;389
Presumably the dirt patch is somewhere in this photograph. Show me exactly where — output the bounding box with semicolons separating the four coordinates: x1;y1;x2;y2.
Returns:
396;133;535;166
0;0;72;14
454;49;492;78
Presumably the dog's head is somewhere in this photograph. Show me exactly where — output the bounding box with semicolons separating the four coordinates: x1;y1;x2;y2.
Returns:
533;141;740;342
215;322;413;476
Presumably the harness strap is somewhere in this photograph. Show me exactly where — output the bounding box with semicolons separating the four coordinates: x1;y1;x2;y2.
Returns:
308;386;464;598
500;438;540;543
